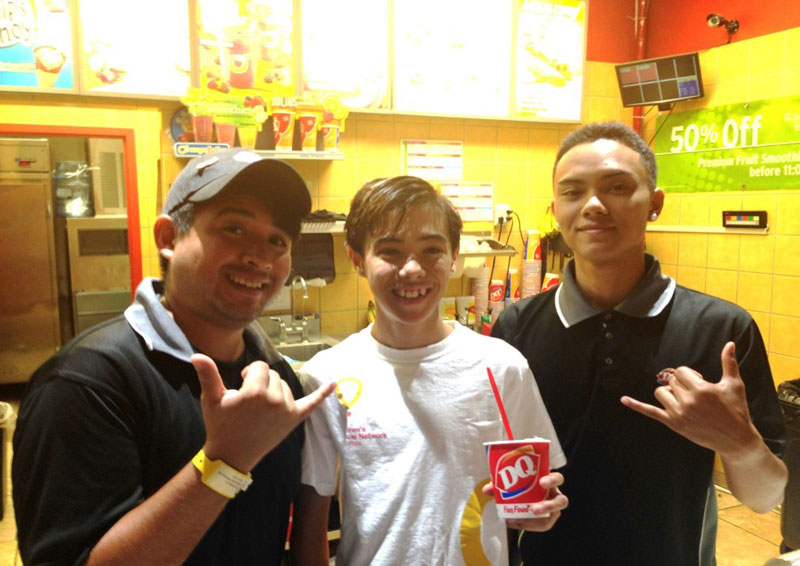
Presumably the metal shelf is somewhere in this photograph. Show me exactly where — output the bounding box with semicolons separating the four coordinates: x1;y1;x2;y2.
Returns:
301;220;345;234
461;237;517;258
254;150;344;160
460;248;516;258
173;142;344;160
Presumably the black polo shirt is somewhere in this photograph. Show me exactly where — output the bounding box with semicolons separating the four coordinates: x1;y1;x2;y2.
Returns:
13;278;303;566
492;255;784;566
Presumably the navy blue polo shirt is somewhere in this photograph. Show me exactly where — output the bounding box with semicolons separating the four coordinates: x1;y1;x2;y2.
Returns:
492;255;784;566
13;278;304;566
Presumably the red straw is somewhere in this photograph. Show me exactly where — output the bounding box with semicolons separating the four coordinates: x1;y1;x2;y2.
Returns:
486;367;514;440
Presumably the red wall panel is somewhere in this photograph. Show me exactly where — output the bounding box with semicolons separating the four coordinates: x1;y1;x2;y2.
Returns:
586;0;637;63
587;0;800;62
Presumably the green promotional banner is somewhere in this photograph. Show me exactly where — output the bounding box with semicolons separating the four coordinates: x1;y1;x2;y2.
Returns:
654;96;800;192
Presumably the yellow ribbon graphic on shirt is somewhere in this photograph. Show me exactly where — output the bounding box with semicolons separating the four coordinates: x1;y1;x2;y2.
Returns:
460;479;493;565
335;377;362;408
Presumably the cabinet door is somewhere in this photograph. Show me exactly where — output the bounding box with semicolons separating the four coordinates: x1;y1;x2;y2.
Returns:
0;179;60;383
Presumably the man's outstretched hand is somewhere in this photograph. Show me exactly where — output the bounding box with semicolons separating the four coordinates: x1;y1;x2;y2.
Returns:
191;354;335;472
621;342;758;457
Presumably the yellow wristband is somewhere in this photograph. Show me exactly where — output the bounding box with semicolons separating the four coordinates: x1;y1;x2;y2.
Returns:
192;449;253;499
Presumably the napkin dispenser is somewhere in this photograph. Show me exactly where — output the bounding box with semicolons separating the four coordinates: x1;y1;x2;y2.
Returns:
289;233;335;284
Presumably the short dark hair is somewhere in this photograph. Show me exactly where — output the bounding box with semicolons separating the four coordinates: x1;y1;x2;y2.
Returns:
554;121;657;190
158;204;194;276
345;176;462;256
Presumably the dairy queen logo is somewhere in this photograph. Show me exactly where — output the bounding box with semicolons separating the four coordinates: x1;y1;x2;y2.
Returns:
656;367;676;386
493;445;540;500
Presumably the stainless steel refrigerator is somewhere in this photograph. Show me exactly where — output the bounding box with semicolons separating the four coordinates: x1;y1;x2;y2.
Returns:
0;137;60;384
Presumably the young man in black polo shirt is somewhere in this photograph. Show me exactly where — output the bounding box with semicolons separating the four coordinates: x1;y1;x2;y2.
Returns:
13;149;335;565
492;121;786;566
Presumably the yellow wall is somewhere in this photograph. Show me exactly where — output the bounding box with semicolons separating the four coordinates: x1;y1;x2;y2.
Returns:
0;94;167;283
277;60;632;337
642;27;800;386
4;28;798;388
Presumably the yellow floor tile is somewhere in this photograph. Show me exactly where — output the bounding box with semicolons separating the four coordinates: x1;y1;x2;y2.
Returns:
720;506;782;547
717;520;779;566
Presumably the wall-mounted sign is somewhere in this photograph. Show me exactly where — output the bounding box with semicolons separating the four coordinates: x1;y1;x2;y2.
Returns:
0;0;74;91
78;0;189;96
194;0;295;100
440;181;494;222
654;95;800;192
301;0;389;110
401;140;463;181
514;0;586;121
394;0;511;118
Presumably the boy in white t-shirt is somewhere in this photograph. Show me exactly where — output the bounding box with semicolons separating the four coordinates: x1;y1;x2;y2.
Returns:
290;176;567;566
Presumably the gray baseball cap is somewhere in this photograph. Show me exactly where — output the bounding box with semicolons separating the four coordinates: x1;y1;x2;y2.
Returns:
164;148;312;239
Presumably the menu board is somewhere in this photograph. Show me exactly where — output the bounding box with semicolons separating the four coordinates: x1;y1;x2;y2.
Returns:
393;0;512;117
0;0;74;91
78;0;190;96
301;0;389;109
194;0;295;99
514;0;585;121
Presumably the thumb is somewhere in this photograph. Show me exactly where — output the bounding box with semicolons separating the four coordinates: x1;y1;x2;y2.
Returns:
720;341;741;381
191;353;226;405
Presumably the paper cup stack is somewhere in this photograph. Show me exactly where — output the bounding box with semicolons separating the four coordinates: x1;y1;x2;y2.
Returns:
521;259;542;298
471;266;489;322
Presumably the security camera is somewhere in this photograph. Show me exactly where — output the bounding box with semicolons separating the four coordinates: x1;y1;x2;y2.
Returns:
706;13;739;40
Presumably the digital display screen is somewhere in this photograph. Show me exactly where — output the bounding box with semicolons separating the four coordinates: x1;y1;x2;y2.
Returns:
615;52;704;108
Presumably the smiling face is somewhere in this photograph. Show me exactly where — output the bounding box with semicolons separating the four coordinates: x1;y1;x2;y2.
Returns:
159;193;292;335
348;205;457;348
553;138;664;271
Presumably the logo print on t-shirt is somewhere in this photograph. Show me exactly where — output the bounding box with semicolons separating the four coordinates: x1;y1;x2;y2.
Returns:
335;377;362;409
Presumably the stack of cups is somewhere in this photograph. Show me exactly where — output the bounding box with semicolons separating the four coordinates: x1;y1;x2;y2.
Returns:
472;266;490;323
521;260;542;298
521;231;543;299
489;279;505;324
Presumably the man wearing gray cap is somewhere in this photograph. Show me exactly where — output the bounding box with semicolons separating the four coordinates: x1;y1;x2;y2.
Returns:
13;149;335;566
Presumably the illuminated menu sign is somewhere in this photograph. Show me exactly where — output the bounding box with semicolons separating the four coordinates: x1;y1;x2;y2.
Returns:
514;0;586;121
78;0;190;96
194;0;295;99
0;0;74;91
394;0;512;117
301;0;389;109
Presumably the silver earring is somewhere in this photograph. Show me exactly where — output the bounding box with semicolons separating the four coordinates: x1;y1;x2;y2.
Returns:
650;212;658;221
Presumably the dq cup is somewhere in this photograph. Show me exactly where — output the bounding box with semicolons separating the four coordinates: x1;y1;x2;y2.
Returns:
489;279;504;303
541;273;561;292
272;109;295;149
484;438;550;519
296;112;320;150
321;123;340;151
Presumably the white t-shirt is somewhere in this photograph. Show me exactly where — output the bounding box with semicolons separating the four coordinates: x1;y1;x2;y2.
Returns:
299;322;566;566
